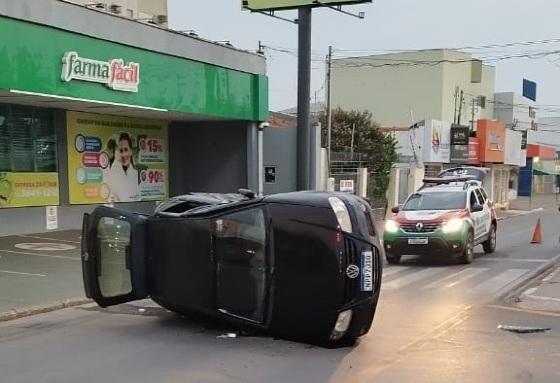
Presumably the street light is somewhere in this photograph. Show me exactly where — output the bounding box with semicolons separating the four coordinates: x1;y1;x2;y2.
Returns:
530;156;540;209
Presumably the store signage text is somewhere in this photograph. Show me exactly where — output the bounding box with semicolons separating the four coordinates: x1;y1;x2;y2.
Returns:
61;52;140;92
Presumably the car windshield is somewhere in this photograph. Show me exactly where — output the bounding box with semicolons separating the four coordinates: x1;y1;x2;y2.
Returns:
402;191;466;211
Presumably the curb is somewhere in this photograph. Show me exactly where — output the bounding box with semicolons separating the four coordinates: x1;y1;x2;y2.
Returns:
496;208;544;222
0;297;91;323
497;254;560;302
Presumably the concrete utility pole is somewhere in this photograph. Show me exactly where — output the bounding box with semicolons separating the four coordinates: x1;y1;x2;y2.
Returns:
457;90;464;126
297;7;312;190
326;45;333;176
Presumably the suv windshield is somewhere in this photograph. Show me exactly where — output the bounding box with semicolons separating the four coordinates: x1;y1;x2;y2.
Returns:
403;191;466;211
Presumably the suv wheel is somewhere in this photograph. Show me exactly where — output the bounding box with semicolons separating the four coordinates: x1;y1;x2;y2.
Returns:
483;224;496;254
385;253;401;265
458;231;474;264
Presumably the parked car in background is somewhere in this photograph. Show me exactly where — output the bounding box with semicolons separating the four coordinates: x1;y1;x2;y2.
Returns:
81;190;383;347
383;175;497;264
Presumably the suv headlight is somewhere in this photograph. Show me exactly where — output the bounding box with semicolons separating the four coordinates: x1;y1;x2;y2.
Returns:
385;219;399;233
442;218;464;233
328;197;353;233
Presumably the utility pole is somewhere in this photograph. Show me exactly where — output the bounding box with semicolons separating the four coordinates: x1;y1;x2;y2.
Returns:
457;90;464;126
350;122;356;156
471;97;479;132
297;7;312;190
326;45;333;176
453;86;459;124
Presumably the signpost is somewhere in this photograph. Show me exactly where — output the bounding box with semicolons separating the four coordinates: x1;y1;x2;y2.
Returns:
243;0;370;190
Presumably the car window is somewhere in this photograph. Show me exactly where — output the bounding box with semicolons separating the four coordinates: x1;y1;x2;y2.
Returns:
403;191;466;211
475;188;486;204
469;191;481;210
214;208;267;323
480;188;489;201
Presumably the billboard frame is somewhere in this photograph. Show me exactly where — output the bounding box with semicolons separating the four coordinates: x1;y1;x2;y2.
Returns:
242;0;372;11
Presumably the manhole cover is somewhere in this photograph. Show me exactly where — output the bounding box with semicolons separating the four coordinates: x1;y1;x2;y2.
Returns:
15;243;77;251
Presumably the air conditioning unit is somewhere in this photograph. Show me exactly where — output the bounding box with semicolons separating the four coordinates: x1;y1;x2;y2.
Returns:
152;14;168;25
109;4;122;14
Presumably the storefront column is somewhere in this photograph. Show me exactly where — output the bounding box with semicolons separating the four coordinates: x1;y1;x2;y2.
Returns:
247;122;258;193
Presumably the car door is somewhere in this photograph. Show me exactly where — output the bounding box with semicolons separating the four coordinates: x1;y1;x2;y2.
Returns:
213;207;268;324
475;188;492;236
468;189;484;241
82;206;148;308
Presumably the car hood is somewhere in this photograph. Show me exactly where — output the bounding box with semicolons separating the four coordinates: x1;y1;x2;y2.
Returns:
396;209;466;223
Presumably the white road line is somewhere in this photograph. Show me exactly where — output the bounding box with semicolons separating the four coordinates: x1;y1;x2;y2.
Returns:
424;267;487;289
382;268;447;291
0;249;80;261
382;266;411;278
0;269;46;277
470;269;530;294
477;258;549;263
18;234;81;244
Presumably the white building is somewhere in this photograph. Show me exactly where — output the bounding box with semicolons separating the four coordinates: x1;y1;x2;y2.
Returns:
331;49;496;128
59;0;168;26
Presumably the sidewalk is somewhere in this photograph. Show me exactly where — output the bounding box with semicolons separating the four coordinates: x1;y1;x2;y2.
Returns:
514;266;560;313
0;230;88;321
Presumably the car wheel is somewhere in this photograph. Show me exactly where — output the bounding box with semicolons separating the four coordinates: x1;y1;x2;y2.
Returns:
385;253;401;265
482;224;496;254
458;230;474;264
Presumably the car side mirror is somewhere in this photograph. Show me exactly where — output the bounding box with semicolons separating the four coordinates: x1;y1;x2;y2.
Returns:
471;204;483;213
391;206;400;214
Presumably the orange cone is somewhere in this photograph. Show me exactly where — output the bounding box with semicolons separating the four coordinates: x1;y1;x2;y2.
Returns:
531;219;542;244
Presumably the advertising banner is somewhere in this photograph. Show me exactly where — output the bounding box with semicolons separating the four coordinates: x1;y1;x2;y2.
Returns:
450;125;469;163
67;111;168;204
467;138;480;165
504;130;523;166
422;119;451;163
477;120;505;163
0;173;59;208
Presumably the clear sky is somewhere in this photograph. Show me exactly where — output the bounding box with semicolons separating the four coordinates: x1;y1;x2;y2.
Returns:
168;0;560;117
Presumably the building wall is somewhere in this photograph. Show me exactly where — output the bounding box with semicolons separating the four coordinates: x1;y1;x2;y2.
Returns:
331;50;495;127
263;127;297;195
441;53;495;127
168;122;249;194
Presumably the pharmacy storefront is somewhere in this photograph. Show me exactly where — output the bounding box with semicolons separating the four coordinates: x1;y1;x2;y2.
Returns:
0;6;267;236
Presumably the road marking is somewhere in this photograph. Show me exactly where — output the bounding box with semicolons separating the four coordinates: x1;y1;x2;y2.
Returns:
382;266;411;278
0;269;46;277
424;267;487;289
18;234;81;244
382;268;446;290
470;269;530;294
14;243;77;251
0;249;79;261
477;258;549;263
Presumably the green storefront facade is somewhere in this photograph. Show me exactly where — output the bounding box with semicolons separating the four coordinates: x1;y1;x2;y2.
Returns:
0;4;269;236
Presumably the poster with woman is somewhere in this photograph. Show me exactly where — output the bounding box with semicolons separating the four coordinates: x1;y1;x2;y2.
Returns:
67;111;168;205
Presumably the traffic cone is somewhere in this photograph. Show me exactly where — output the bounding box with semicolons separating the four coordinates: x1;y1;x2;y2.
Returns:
531;218;542;244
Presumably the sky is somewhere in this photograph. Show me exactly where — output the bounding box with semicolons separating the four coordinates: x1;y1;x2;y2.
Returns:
168;0;560;117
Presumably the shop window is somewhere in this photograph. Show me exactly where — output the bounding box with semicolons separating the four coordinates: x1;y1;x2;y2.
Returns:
0;104;57;172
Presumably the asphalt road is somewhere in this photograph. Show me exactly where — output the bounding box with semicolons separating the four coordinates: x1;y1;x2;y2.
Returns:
0;212;559;383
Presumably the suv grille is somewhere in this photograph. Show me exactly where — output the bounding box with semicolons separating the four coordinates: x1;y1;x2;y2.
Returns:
400;223;440;233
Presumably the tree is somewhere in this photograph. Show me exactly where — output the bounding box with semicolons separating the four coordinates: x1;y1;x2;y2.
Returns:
319;108;397;205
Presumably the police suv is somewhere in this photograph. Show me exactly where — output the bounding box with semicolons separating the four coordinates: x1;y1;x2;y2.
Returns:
383;169;497;264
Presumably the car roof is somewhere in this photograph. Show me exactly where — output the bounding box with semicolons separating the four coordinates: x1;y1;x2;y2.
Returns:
419;185;467;193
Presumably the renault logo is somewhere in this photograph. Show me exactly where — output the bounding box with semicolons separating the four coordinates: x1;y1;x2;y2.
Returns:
416;222;424;231
346;264;360;279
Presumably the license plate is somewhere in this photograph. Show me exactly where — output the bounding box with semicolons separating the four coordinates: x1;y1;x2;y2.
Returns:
408;238;428;245
360;251;373;292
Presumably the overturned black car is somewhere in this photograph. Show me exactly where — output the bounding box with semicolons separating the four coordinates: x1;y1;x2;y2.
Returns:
81;190;383;346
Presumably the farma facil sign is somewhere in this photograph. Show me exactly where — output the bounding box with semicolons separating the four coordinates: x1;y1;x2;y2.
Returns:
61;51;140;93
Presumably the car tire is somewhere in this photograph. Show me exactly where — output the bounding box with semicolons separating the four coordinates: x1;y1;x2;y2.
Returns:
458;230;474;264
483;224;496;254
385;253;401;265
